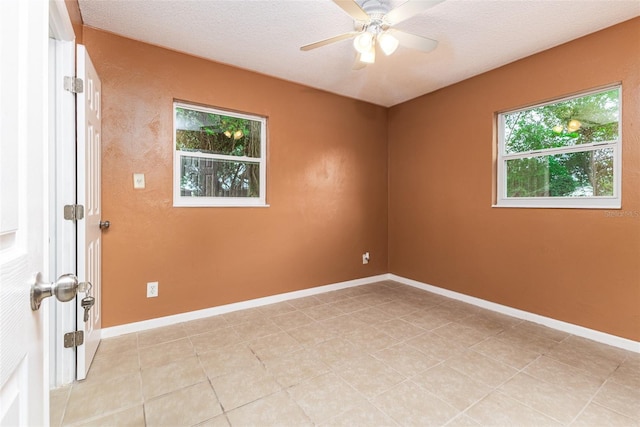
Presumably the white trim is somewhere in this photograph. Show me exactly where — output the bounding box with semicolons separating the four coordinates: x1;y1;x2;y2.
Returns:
48;0;74;42
48;0;77;388
50;38;77;388
389;274;640;353
102;272;639;354
102;274;389;338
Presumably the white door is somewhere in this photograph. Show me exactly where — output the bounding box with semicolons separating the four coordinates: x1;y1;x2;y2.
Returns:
0;0;50;425
76;45;103;381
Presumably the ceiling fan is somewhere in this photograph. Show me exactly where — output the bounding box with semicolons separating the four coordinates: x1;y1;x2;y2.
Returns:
300;0;444;65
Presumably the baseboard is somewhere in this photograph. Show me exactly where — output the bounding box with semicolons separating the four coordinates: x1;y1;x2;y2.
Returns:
389;274;640;353
102;272;639;353
101;274;390;339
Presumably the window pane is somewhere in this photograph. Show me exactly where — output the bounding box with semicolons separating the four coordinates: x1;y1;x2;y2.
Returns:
506;148;614;198
180;155;260;198
504;89;619;154
175;107;261;158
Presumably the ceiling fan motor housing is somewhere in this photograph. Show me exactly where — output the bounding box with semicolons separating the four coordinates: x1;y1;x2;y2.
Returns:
358;0;390;17
354;0;392;34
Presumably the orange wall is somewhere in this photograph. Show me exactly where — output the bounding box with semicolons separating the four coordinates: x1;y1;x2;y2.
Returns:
82;28;389;327
388;18;640;341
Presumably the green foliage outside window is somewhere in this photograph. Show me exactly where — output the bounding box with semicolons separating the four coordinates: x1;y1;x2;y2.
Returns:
175;107;262;198
503;88;619;198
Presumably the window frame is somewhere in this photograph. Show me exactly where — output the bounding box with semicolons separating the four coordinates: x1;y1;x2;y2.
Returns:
173;101;268;208
495;85;622;209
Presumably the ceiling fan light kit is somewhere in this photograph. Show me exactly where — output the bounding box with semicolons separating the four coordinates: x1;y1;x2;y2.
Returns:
301;0;443;66
360;47;376;63
353;31;374;54
378;31;399;55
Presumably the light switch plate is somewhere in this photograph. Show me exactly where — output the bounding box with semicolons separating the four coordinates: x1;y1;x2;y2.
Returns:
133;173;145;189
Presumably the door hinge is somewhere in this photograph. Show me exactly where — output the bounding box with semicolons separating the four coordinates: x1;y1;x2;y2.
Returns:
64;331;84;348
64;76;84;94
64;204;84;221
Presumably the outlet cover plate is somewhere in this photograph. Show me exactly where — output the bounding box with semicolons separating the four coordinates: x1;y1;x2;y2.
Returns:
147;281;158;298
133;173;145;189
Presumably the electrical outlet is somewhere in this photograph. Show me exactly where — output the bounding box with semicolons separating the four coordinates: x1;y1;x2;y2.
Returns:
147;281;158;298
362;252;370;265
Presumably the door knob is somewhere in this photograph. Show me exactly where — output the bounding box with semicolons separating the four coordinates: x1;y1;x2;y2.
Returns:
30;273;90;311
99;220;110;230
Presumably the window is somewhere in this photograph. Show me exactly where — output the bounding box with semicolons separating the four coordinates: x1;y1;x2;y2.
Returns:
496;86;621;208
173;102;267;207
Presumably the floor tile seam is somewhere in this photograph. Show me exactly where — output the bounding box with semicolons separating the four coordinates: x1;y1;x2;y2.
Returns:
391;338;449;364
590;377;640;418
463;389;563;425
141;362;209;402
70;368;143;395
233;328;287;343
607;364;640;389
332;360;408;395
469;340;543;371
139;349;199;371
216;382;287;414
224;389;313;425
406;373;489;415
274;365;334;391
517;356;609;404
143;380;224;424
564;381;610;427
323;402;403;427
302;374;374;424
138;335;191;350
62;402;143;427
84;364;143;384
201;375;227;417
487;331;560;356
607;375;640;391
401;336;450;360
582;400;640;423
458;346;521;370
135;328;187;347
92;345;140;361
183;322;234;337
443;352;520;391
551;338;628;364
413;358;489;390
529;354;609;390
371;378;461;427
520;327;571;344
542;349;618;380
495;383;586;426
53;385;72;427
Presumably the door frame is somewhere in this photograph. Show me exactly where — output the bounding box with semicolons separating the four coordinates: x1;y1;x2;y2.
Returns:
48;0;77;388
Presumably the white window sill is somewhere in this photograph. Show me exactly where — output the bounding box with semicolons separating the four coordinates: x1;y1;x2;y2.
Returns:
493;198;621;209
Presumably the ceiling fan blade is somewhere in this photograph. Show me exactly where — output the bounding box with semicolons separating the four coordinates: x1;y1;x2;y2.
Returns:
384;0;445;25
300;32;359;51
389;29;438;53
333;0;370;21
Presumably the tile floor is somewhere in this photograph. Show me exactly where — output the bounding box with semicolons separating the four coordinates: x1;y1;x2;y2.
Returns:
50;281;640;426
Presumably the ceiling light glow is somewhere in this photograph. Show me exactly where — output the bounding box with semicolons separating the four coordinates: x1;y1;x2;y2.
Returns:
360;46;376;63
353;32;374;54
378;32;399;56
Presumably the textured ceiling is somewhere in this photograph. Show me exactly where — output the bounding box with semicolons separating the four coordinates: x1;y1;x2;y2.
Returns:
78;0;639;107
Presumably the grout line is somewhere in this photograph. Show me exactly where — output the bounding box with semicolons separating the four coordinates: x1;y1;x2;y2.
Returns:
76;281;638;426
